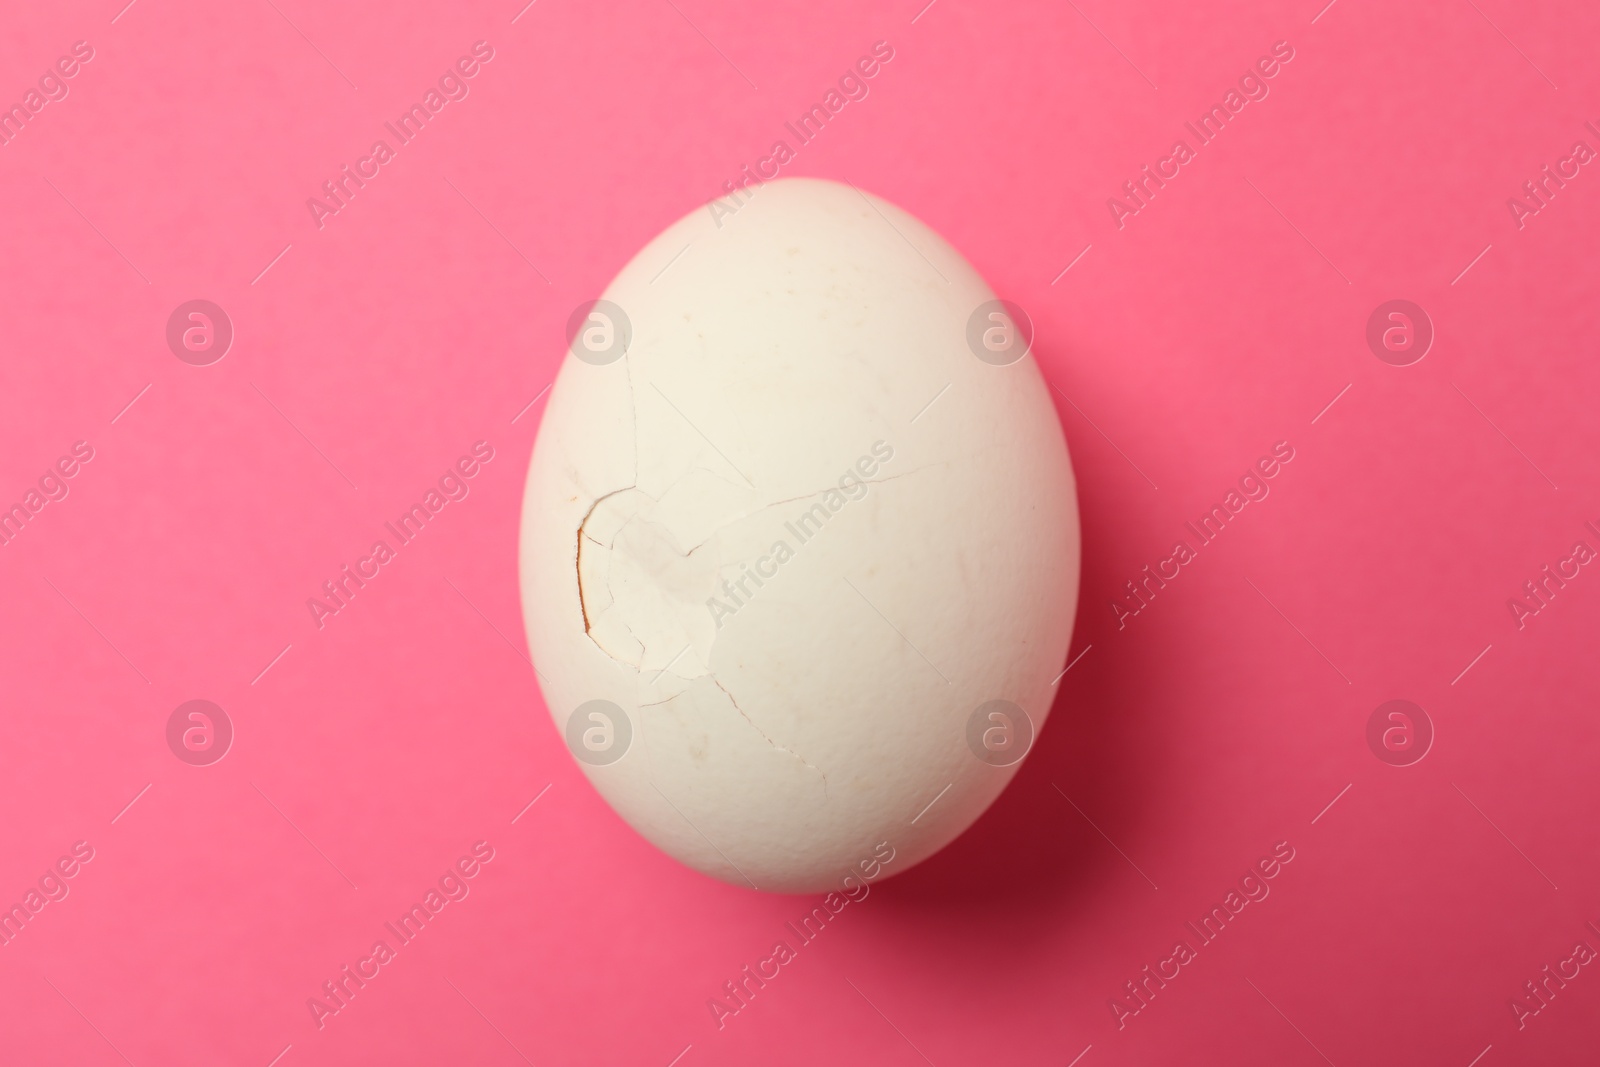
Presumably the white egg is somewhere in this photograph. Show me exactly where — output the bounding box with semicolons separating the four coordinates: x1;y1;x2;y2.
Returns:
520;177;1079;893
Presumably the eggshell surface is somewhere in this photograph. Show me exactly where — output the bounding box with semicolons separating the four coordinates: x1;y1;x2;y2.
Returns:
520;177;1078;893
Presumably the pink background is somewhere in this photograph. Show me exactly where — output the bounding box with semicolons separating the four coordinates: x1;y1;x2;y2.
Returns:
3;0;1599;1063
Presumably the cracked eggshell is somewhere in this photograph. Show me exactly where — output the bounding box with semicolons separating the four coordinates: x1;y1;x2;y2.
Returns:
520;177;1079;893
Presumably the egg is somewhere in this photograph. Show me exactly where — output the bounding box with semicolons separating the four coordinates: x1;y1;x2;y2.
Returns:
520;178;1079;893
